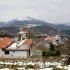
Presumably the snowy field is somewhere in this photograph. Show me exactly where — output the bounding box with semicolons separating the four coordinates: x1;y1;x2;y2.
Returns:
0;60;70;70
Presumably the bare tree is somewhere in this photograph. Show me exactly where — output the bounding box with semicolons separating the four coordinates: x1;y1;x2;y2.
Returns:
27;29;34;39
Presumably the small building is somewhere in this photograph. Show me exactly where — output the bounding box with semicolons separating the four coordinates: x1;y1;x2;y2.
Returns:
45;35;62;46
0;37;32;58
35;37;50;48
32;37;49;57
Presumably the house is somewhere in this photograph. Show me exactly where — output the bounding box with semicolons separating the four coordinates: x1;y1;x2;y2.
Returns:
32;37;49;57
35;37;50;48
45;35;62;46
0;37;32;58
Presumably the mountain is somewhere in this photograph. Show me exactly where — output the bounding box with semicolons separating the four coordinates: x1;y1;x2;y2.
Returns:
7;17;70;30
54;24;70;30
0;22;6;27
7;17;53;27
33;25;58;35
0;17;70;30
0;27;19;36
0;17;70;36
64;23;70;27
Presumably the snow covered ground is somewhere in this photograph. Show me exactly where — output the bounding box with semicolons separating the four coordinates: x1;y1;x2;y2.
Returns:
0;61;69;70
0;66;70;70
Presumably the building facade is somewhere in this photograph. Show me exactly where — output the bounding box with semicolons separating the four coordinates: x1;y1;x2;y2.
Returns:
0;37;32;58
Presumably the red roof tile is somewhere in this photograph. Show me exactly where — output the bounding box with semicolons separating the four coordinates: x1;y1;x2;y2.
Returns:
36;38;45;42
24;39;32;46
0;37;15;49
47;37;58;41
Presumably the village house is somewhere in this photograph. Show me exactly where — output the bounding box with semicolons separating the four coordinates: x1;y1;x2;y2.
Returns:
45;35;62;46
32;37;49;57
0;28;33;58
32;35;62;57
0;37;32;58
35;35;62;47
35;37;50;48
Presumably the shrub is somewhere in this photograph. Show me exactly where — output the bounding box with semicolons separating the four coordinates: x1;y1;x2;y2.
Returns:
42;50;56;57
55;50;61;56
25;65;34;69
49;43;55;51
42;51;46;58
47;50;56;56
42;50;61;58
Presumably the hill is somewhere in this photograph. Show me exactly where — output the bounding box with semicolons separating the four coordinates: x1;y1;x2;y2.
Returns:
54;24;70;30
0;17;70;36
0;17;70;30
0;27;19;37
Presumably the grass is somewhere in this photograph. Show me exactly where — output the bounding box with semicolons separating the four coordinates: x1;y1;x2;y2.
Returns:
42;56;61;62
52;67;65;70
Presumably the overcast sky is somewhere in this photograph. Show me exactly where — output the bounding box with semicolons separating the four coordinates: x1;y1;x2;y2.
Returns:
0;0;70;23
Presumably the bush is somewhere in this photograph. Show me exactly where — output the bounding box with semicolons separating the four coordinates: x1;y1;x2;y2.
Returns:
42;50;61;58
49;43;55;51
55;50;61;56
42;51;46;58
46;50;55;56
25;65;34;69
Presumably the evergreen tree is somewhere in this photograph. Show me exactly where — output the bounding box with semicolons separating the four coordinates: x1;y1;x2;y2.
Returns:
49;43;55;51
55;50;61;56
42;51;46;58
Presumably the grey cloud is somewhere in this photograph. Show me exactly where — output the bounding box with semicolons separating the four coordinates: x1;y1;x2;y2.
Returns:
0;0;70;23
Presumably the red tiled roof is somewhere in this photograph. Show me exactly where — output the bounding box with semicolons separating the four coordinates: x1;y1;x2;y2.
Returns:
36;38;45;42
24;39;32;46
47;37;58;41
0;37;15;49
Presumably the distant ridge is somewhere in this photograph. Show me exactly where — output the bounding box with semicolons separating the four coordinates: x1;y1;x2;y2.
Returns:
0;17;70;30
64;23;70;27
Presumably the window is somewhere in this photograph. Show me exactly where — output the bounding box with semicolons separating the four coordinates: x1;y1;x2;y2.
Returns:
5;51;9;55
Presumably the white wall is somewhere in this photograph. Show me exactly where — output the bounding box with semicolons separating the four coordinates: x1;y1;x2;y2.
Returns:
0;49;29;58
0;49;4;57
9;51;28;58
